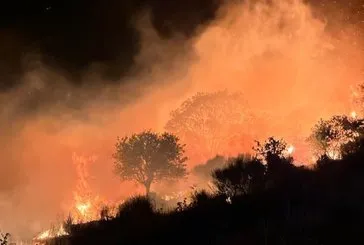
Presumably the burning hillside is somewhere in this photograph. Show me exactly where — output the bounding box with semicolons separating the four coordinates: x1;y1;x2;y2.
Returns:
1;0;364;241
31;153;121;243
32;224;68;244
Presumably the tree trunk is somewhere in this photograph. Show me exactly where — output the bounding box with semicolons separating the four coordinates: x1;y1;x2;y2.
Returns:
145;181;151;196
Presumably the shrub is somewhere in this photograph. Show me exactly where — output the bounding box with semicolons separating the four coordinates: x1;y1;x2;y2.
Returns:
212;155;265;197
117;196;155;219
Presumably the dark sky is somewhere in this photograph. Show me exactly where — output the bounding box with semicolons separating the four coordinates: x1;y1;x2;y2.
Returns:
0;0;220;91
0;0;363;91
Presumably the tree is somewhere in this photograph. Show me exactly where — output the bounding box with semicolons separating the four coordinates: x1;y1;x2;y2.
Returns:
253;137;296;187
253;137;292;162
165;90;254;161
113;130;188;195
307;115;364;160
212;154;265;197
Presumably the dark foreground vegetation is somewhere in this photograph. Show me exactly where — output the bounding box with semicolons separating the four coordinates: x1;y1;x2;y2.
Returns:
44;134;364;245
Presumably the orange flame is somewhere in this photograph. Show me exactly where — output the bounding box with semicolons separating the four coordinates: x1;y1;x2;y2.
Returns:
33;225;68;241
71;152;101;223
351;111;357;119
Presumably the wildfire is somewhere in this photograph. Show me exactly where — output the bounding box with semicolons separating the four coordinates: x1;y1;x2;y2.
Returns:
287;145;295;155
71;152;101;223
351;111;357;119
33;225;68;243
33;153;106;243
327;149;341;160
161;191;186;201
76;201;91;217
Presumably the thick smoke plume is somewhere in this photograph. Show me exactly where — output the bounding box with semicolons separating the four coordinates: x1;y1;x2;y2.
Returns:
0;0;363;240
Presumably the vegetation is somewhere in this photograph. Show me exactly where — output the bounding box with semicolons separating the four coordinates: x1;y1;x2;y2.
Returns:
165;90;254;159
63;214;74;234
113;130;188;195
43;124;364;245
307;115;364;159
253;136;291;161
212;154;265;197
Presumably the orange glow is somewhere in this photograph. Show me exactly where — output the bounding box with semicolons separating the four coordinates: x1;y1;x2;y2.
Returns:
76;202;91;217
70;152;109;223
287;145;295;155
1;0;364;240
33;225;68;242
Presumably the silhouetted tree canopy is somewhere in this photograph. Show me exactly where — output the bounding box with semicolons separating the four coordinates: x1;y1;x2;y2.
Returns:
307;115;364;159
165;90;254;160
252;137;296;189
253;137;292;161
212;138;295;199
113;130;188;195
212;154;265;197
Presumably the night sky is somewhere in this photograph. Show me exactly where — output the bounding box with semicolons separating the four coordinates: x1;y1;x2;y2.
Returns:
0;0;220;90
0;0;363;96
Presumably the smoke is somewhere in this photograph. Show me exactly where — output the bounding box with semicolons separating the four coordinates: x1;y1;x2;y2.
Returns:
0;0;363;240
189;0;363;129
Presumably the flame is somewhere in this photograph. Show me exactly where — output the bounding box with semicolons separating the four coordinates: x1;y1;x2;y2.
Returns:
76;201;91;217
161;191;187;201
287;145;295;155
33;153;108;242
351;111;357;119
33;225;68;241
71;152;101;223
327;149;341;160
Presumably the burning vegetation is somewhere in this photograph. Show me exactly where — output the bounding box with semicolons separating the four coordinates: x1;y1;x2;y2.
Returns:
26;129;364;245
2;0;364;243
71;153;104;223
32;225;67;244
25;107;364;244
6;88;364;243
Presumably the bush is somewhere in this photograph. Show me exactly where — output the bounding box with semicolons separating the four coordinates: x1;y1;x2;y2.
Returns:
117;196;155;219
100;206;112;221
190;190;212;207
212;155;265;197
63;214;74;235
